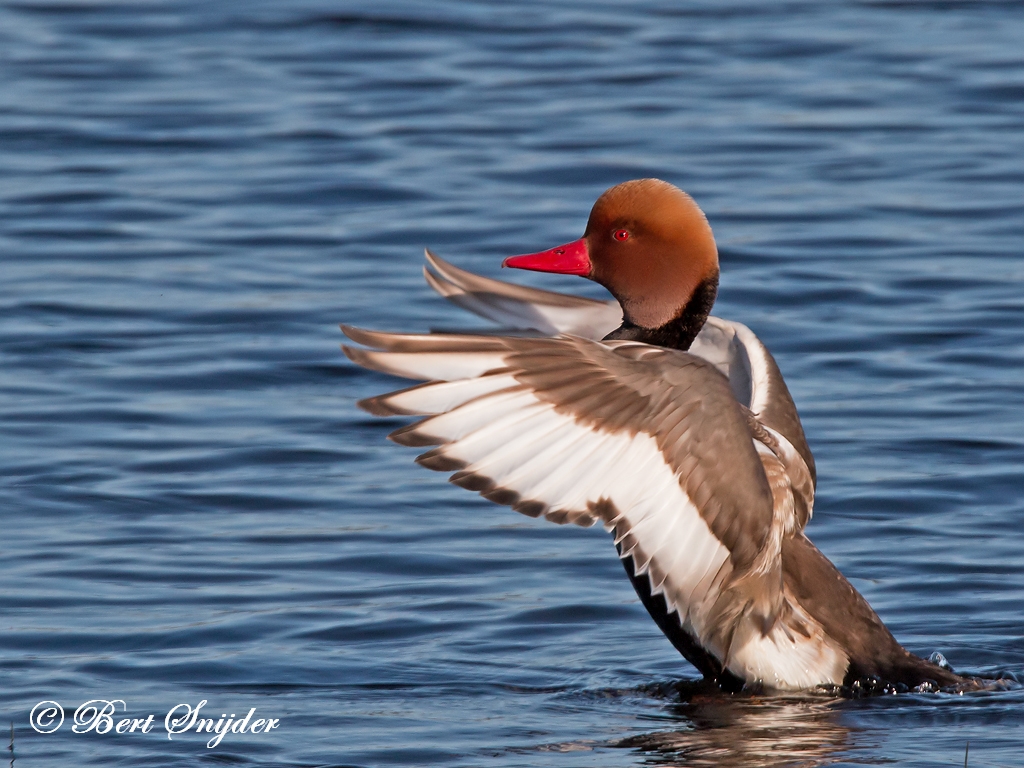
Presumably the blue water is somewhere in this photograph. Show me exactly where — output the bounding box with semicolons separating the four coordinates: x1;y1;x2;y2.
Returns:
2;1;1024;765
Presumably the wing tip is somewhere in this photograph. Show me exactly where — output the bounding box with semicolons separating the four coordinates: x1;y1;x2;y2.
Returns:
451;470;494;493
341;343;371;367
341;325;382;348
342;344;414;380
482;486;520;506
356;393;403;416
513;499;547;519
423;264;457;298
416;448;467;472
424;247;455;275
389;423;443;447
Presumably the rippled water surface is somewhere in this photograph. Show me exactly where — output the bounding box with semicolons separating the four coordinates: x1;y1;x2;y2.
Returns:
3;1;1024;766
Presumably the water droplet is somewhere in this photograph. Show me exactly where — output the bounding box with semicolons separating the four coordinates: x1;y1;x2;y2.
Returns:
928;652;951;670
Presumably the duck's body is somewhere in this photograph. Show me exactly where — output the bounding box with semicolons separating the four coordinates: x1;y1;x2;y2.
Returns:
344;180;962;692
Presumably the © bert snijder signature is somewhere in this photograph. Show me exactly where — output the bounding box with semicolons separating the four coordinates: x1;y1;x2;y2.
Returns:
30;699;280;748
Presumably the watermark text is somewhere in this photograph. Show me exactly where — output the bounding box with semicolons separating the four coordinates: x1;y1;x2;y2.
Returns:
30;700;279;748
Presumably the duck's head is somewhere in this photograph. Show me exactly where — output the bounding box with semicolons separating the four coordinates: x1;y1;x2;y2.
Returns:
503;179;719;335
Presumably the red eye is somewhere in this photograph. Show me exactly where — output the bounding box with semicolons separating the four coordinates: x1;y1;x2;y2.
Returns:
613;229;630;242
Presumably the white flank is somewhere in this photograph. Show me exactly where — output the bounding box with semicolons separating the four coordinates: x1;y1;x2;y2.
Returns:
726;603;849;690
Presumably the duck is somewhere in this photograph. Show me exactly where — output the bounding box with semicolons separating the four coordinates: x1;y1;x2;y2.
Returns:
342;178;964;692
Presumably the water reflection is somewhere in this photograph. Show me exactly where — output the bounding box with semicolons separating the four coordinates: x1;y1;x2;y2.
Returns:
615;682;853;768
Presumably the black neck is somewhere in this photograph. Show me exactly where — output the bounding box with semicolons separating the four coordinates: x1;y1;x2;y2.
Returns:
602;276;718;351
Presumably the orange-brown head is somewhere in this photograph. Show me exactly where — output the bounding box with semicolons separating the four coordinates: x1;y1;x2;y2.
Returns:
503;179;719;332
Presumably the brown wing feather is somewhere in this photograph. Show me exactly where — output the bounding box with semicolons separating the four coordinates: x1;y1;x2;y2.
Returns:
348;329;776;573
505;338;775;569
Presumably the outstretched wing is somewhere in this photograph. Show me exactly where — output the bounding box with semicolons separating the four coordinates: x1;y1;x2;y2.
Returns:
423;252;817;528
343;327;846;686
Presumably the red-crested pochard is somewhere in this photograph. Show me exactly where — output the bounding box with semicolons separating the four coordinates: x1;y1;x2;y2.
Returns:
343;179;964;692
